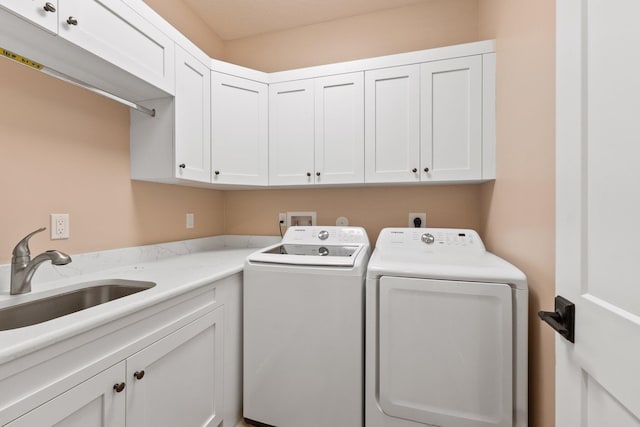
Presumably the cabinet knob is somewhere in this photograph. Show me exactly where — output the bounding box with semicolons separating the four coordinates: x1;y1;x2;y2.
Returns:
178;163;186;169
424;167;430;173
133;370;145;380
113;382;126;393
214;171;220;175
66;16;78;25
316;172;321;177
412;168;418;173
43;2;56;12
306;172;311;177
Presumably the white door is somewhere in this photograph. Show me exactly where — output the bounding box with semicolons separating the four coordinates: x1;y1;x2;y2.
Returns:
211;71;268;185
420;56;482;182
6;363;126;427
175;46;211;183
364;65;420;183
555;0;640;425
314;72;364;184
126;308;224;427
269;79;315;185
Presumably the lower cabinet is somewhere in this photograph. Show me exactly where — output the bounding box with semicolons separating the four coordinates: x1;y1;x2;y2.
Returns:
126;308;224;427
6;363;126;427
5;306;224;427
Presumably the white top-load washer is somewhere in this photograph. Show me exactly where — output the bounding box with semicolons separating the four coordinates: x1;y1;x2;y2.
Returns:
244;226;370;427
366;228;528;427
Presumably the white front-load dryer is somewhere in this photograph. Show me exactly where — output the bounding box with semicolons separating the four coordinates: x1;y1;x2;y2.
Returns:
366;228;528;427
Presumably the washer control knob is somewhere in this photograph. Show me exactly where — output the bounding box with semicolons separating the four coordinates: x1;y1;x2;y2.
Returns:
318;246;329;256
421;233;435;245
318;230;329;240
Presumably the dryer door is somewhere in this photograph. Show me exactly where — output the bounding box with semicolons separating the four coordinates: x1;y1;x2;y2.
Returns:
378;277;513;427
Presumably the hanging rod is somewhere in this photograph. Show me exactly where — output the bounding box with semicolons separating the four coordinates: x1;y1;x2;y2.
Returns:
0;47;156;117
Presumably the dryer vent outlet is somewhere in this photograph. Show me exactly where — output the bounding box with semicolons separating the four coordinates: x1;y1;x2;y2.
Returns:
408;213;427;228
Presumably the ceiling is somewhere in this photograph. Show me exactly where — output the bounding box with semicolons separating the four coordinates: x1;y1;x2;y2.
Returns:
182;0;432;40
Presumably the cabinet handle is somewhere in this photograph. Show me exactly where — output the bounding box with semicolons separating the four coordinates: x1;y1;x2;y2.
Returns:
66;16;78;25
316;172;321;177
43;2;56;12
306;172;311;177
214;171;220;175
424;167;430;173
178;163;186;169
134;370;145;380
113;382;126;393
412;168;418;173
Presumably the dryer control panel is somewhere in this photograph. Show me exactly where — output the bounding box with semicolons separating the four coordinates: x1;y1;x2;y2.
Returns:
375;228;485;252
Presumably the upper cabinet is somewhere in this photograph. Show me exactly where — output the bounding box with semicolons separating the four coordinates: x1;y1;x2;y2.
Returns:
57;0;175;94
269;72;365;186
0;0;174;96
130;45;211;184
0;0;496;189
420;56;483;181
174;46;211;182
269;79;315;186
0;0;59;33
364;65;421;183
315;73;365;185
212;72;268;186
365;55;491;184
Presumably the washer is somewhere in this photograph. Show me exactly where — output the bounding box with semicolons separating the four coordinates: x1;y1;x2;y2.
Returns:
366;228;528;427
244;226;370;427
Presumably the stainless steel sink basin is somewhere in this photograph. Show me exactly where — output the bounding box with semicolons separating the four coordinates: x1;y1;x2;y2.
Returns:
0;279;156;331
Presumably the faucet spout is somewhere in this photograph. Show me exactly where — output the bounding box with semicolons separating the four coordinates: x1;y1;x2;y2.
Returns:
9;229;72;295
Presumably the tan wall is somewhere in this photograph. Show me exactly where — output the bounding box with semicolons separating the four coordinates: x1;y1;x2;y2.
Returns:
223;0;479;72
143;0;224;58
224;186;482;245
0;3;225;265
477;2;556;426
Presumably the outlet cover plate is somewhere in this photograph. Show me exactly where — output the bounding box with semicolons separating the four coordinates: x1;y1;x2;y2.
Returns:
50;213;69;239
408;212;427;228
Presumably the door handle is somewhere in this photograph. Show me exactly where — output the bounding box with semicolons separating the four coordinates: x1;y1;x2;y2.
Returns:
538;295;575;343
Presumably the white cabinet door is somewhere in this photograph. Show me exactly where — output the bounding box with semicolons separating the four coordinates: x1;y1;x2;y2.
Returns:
175;46;211;183
0;0;58;33
6;363;126;427
211;72;268;186
421;56;482;181
269;79;315;186
126;308;224;427
57;0;174;94
315;72;365;185
365;65;421;183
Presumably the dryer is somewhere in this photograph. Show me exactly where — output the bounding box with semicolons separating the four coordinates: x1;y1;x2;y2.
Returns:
366;228;528;427
244;226;370;427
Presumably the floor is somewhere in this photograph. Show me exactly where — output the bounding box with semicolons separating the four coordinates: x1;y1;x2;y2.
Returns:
235;421;250;427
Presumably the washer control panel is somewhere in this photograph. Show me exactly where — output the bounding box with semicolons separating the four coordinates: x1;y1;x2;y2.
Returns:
284;226;369;245
376;228;485;251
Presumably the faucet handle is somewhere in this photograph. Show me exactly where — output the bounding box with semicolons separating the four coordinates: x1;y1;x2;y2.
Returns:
12;227;46;259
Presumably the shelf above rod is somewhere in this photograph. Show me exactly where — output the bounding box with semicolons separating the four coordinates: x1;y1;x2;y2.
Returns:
1;47;156;117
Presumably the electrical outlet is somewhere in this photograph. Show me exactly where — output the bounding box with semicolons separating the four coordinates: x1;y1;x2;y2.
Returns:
408;212;427;228
50;214;69;239
186;213;194;229
278;212;286;224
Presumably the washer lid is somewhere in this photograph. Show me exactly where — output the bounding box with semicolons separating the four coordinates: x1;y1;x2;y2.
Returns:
248;243;365;267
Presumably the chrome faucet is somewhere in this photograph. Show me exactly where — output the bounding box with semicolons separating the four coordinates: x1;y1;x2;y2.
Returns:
10;228;72;295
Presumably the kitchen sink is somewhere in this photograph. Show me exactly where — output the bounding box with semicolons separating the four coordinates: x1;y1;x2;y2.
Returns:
0;279;156;331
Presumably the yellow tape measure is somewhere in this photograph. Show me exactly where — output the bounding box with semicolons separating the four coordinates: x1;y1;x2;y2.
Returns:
0;47;44;70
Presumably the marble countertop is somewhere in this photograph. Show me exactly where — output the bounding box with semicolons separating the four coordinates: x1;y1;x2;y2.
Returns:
0;235;279;365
